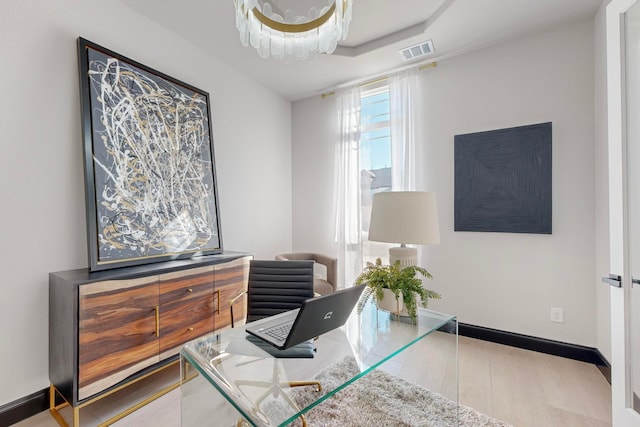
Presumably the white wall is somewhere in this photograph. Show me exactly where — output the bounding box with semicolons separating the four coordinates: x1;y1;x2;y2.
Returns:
292;18;598;347
0;0;292;406
291;97;339;255
594;2;612;363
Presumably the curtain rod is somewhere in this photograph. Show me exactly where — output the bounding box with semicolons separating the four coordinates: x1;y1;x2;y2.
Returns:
320;61;437;99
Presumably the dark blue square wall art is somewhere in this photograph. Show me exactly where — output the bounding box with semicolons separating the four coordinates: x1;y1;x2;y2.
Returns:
454;122;552;234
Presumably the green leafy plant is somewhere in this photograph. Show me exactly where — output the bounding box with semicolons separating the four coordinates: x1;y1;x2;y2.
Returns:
355;258;441;320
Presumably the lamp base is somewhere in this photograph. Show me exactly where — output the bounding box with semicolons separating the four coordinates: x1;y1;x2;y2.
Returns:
389;246;417;268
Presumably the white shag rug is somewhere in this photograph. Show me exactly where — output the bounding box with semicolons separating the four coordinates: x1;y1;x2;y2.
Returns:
278;356;511;427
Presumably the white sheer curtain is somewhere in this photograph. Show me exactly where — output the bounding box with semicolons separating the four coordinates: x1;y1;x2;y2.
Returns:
389;70;422;262
334;72;419;287
389;70;418;191
333;85;362;289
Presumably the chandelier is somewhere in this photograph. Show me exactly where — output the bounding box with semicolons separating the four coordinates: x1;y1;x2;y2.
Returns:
235;0;353;62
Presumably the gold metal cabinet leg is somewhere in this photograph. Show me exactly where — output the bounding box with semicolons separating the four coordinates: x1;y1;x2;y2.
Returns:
49;359;181;427
96;381;181;427
49;384;55;410
48;384;73;427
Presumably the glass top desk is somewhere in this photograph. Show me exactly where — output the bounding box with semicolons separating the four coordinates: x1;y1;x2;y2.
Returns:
180;302;458;427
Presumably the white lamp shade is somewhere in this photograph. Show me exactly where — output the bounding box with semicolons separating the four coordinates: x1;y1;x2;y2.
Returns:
368;191;440;245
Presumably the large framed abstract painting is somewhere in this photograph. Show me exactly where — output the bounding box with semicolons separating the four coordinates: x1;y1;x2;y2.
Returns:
454;122;552;234
77;38;223;271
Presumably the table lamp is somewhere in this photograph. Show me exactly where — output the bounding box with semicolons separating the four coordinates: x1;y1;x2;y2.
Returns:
368;191;440;267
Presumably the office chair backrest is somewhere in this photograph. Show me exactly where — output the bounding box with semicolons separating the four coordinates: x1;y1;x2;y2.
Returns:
275;252;337;295
247;260;315;323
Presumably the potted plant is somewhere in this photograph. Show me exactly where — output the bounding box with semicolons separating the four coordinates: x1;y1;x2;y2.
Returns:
355;258;441;320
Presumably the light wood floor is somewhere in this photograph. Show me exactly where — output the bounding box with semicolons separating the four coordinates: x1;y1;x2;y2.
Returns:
14;336;611;427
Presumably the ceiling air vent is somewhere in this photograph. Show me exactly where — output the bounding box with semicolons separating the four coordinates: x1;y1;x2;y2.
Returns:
399;40;434;61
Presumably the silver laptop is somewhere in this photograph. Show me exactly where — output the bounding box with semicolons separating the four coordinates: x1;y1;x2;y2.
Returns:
245;284;366;350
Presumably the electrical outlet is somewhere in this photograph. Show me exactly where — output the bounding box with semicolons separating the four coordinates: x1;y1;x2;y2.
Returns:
550;307;564;323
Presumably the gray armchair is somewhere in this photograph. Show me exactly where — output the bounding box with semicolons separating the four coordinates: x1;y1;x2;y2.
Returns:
275;253;337;296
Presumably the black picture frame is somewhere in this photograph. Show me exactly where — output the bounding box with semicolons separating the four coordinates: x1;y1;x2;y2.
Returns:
77;37;223;271
454;122;552;234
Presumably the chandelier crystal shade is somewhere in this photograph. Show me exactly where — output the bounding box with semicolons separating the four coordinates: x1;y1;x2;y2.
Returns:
235;0;352;62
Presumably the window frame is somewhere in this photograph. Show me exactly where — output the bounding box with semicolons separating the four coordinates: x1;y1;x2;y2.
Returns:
359;81;393;266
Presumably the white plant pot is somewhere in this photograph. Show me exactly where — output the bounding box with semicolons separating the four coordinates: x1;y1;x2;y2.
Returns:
377;288;404;314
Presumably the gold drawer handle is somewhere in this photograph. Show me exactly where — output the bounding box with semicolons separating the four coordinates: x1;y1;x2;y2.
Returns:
215;289;221;313
186;288;193;293
154;306;160;337
187;327;194;332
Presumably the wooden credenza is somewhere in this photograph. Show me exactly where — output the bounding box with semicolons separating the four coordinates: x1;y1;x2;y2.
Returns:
49;252;251;407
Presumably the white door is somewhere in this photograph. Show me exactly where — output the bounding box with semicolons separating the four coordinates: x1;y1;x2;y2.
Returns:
607;0;640;425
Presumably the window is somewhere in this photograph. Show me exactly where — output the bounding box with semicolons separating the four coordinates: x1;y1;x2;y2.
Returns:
335;72;417;287
359;82;392;265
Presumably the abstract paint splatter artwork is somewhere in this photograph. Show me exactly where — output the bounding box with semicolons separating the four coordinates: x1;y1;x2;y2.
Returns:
78;38;222;271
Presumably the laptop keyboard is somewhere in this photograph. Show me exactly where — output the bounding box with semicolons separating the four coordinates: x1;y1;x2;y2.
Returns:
263;320;295;341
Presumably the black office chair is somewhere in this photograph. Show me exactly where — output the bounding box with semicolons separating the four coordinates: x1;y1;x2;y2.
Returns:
228;260;321;426
275;253;338;296
230;259;315;326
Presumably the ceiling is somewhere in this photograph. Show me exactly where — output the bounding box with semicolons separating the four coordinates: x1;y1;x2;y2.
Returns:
120;0;603;101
